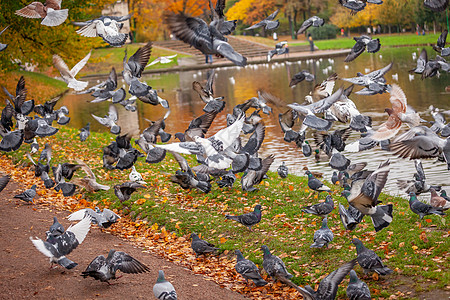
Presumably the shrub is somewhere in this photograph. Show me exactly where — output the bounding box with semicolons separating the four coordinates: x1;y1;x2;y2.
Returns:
308;24;339;40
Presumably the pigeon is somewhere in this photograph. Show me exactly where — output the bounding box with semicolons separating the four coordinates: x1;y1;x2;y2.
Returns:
0;175;11;193
82;249;150;283
297;16;325;34
146;54;178;67
91;104;121;135
408;192;446;219
87;68;126;103
314;127;352;155
433;30;449;57
68;207;121;229
174;111;218;142
129;166;145;184
14;184;37;203
30;139;39;154
422;55;450;79
410;48;428;74
396;160;440;194
192;69;225;113
26;151;49;178
53;51;91;91
73;14;132;46
347;270;371;300
302;195;334;217
140;110;172;144
345;35;381;62
267;41;289;62
277;162;289;178
351;238;393;275
49;217;65;236
190;233;219;257
338;203;364;231
53;163;77;197
342;62;392;95
225;205;262;231
216;170;236;188
70;159;110;192
245;9;280;31
423;0;449;12
30;216;91;269
235;250;267;286
305;170;331;194
79;122;90;142
241;154;274;192
0;26;10;52
261;245;296;288
298;260;357;300
339;0;367;12
310;217;334;248
153;270;177;300
15;0;68;27
114;181;146;202
164;3;246;67
289;70;315;87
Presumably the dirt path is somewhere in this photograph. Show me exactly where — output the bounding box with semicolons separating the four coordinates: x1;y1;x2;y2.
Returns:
0;180;247;300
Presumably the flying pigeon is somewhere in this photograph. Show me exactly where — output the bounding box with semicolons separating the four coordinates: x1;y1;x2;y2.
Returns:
0;175;11;193
68;207;121;229
345;35;381;62
48;216;65;236
396;160;440;194
267;41;289;62
338;203;364;231
193;69;225;113
277;162;289;178
91;104;121;135
15;0;68;27
146;54;178;67
114;181;146;202
310;217;334;248
53;51;91;91
82;249;150;283
423;0;449;11
289;70;315;87
351;238;393;275
153;270;177;300
14;184;37;203
347;270;371;300
53;163;77;197
87;68;126;104
432;30;449;56
408;192;446;219
241;154;274;192
342;62;392;95
245;9;280;31
225;205;262;231
73;14;132;47
298;260;357;300
301;195;334;217
297;16;324;34
0;26;9;52
174;111;218;142
190;233;219;257
30;216;91;269
70;159;110;192
235;250;267;286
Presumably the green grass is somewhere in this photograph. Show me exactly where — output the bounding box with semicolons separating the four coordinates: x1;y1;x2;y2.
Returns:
4;126;449;299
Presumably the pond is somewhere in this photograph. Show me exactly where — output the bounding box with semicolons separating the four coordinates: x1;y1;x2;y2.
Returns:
60;46;450;197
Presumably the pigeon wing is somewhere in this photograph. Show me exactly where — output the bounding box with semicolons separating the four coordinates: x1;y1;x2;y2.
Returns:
108;251;150;274
127;42;152;78
66;216;91;244
70;51;91;77
316;260;357;299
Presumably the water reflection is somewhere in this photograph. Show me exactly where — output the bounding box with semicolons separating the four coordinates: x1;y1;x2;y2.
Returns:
62;46;450;196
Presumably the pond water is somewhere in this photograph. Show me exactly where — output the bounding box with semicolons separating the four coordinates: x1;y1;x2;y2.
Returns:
61;46;450;197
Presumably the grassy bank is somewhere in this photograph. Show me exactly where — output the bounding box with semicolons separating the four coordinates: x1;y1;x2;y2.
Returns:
4;126;449;299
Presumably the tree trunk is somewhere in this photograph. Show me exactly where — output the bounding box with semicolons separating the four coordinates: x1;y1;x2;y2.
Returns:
388;25;391;34
288;14;296;40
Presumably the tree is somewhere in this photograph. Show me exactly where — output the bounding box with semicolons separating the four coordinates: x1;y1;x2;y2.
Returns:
0;0;115;71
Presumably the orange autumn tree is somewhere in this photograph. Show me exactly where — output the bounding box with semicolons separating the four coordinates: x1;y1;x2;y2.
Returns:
226;0;278;26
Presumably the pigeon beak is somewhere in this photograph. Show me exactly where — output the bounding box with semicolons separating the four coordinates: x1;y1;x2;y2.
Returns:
137;180;147;185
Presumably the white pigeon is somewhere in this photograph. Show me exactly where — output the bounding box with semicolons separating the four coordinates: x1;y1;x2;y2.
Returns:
129;166;146;184
53;51;91;91
146;54;177;67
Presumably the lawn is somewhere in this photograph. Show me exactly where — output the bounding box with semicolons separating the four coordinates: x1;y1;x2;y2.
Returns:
3;125;449;299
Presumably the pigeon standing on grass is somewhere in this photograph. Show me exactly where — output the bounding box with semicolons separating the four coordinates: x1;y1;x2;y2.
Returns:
305;170;331;194
79;122;90;141
310;217;334;248
153;270;177;300
261;245;293;282
301;194;334;217
235;250;267;287
347;270;371;300
190;233;219;257
408;192;446;219
351;238;393;275
277;162;289;178
82;249;150;283
30;216;91;269
14;184;37;203
225;205;262;231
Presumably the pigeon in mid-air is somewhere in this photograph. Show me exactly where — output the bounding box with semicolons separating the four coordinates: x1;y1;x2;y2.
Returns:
68;207;121;229
341;62;393;95
347;270;371;300
53;51;91;91
49;217;65;236
146;54;178;67
114;181;146;202
86;67;126;104
432;30;449;57
235;250;267;287
14;184;37;203
30;216;91;269
241;154;275;192
245;9;280;31
0;26;9;52
338;203;364;231
351;238;393;275
82;249;150;283
15;0;69;27
192;69;225;113
73;14;132;47
301;195;334;217
225;205;262;231
424;0;449;12
91;104;121;135
153;270;177;300
289;70;315;87
297;16;324;34
345;35;381;62
298;260;357;300
267;41;289;62
190;233;219;257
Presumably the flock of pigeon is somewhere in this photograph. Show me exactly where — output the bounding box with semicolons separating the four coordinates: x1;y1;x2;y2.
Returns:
1;0;449;299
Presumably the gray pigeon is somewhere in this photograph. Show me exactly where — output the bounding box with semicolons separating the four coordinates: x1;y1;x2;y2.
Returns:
342;62;392;95
114;181;146;202
91;105;121;135
305;171;331;194
245;9;280;31
225;205;262;231
302;195;334;217
82;249;150;283
190;233;219;257
408;192;445;219
68;207;121;229
74;15;132;46
0;175;10;193
153;270;177;300
351;238;393;275
49;216;65;236
297;16;324;34
192;69;225;113
0;26;9;51
289;70;315;87
277;162;289;178
338;203;363;231
14;184;37;203
347;270;371;300
310;217;334;248
235;250;267;286
298;259;357;300
241;154;274;192
79;122;90;141
261;245;293;281
345;35;381;62
433;30;449;57
30;216;91;269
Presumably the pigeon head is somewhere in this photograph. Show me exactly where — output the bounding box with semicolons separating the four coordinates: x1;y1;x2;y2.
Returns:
111;125;121;135
156;270;167;283
261;245;271;257
325;195;333;204
305;170;312;177
441;190;448;197
174;132;185;142
235;250;244;261
341;190;350;199
31;184;37;190
429;188;438;196
321;217;328;228
351;238;364;251
254;205;262;212
409;192;417;201
349;270;359;283
190;233;200;241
